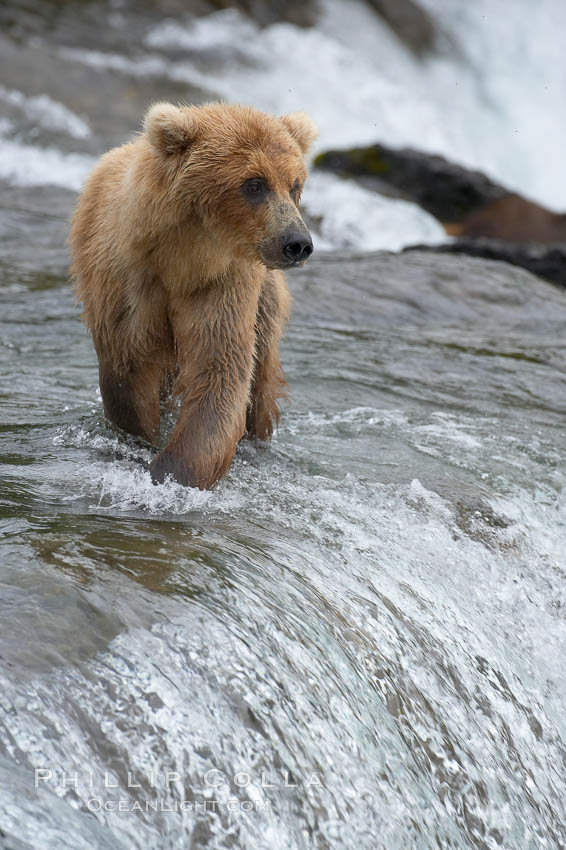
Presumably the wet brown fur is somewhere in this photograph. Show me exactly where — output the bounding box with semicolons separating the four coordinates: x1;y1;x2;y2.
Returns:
70;102;317;488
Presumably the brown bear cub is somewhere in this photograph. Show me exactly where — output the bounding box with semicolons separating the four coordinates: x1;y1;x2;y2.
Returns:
71;102;317;488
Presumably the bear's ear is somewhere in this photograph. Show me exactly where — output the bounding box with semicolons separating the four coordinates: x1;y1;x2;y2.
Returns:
280;111;318;154
144;102;198;156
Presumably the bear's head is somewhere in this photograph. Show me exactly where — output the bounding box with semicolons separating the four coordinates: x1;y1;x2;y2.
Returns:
143;102;318;270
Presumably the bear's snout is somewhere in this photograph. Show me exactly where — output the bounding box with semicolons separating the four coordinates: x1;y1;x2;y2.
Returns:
282;229;313;265
260;214;314;270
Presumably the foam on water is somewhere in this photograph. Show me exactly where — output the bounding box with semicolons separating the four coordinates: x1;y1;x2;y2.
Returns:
419;0;566;207
0;88;93;189
0;85;91;139
0;134;94;190
304;172;445;251
144;7;257;52
53;423;245;514
58;46;172;78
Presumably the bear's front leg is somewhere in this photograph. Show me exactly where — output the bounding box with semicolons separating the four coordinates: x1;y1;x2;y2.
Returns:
246;271;291;441
99;356;163;445
150;284;259;489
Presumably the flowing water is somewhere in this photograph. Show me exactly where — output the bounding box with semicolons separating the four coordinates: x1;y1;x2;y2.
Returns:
1;2;566;849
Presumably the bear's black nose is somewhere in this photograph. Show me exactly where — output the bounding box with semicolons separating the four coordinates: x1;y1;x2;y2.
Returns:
283;233;313;263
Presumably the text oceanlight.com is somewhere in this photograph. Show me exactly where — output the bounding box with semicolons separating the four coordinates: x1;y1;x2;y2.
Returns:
86;799;271;814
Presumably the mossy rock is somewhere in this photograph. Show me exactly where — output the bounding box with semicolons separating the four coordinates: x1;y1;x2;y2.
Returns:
314;147;391;176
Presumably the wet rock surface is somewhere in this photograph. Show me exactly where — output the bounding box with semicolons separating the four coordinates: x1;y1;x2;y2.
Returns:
290;249;566;327
408;239;566;288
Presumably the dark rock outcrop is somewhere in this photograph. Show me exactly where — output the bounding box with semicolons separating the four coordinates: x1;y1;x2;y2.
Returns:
314;144;508;224
314;142;566;287
406;239;566;289
210;0;320;27
365;0;440;56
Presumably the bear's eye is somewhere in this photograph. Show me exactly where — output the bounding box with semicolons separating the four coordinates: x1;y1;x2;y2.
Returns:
242;177;268;203
290;180;302;204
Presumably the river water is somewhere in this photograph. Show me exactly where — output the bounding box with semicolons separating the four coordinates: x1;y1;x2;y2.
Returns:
1;2;565;849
